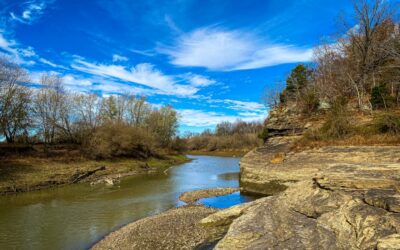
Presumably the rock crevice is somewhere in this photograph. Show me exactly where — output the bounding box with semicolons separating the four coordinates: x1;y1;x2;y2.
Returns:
205;109;400;249
203;180;400;250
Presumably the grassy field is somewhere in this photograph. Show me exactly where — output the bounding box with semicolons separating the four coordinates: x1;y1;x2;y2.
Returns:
0;154;189;194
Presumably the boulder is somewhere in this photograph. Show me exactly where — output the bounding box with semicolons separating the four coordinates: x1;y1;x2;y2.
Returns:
215;181;400;250
377;234;400;250
200;198;267;227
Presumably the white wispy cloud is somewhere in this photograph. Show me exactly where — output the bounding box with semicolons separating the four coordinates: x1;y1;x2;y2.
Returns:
71;58;217;96
9;0;52;25
38;58;67;68
160;27;313;71
0;32;16;53
178;109;265;127
0;32;36;65
29;70;154;95
200;97;266;114
183;73;216;87
62;74;93;87
129;49;156;57
0;31;67;69
164;15;182;34
112;54;129;62
220;99;265;112
176;95;267;127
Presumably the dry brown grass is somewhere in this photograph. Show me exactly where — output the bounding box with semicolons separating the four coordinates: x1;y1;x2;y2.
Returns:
293;134;400;151
291;108;400;151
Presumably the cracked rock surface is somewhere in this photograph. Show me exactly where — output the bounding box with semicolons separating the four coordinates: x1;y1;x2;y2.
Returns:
211;180;400;250
240;137;400;196
209;123;400;250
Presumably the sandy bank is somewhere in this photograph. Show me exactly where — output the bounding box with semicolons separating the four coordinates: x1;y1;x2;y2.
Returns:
91;205;222;250
179;187;240;204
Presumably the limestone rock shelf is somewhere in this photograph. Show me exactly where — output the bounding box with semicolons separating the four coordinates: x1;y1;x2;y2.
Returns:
240;138;400;196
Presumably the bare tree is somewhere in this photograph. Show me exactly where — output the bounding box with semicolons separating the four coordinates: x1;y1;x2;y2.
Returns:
33;74;75;144
146;105;178;147
74;93;101;131
313;43;351;102
216;121;233;136
346;0;396;108
0;57;31;143
262;81;284;109
313;0;399;108
126;95;151;126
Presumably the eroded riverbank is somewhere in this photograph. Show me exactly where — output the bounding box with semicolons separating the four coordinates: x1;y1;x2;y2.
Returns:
0;155;189;195
0;155;246;250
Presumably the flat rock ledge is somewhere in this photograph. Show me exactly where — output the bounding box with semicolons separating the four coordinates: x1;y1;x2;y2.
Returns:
201;180;400;250
202;134;400;249
179;188;240;204
240;136;400;196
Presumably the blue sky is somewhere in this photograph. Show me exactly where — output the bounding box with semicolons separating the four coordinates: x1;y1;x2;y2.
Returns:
0;0;355;133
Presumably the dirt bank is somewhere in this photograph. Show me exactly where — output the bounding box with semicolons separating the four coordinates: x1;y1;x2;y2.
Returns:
0;155;189;195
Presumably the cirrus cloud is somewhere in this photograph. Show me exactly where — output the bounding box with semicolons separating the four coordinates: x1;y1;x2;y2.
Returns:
112;54;129;62
71;57;218;97
159;27;313;71
9;0;54;25
178;109;265;127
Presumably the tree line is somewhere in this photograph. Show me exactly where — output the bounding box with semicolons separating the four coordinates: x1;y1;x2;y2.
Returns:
0;57;179;158
264;0;400;141
185;120;264;152
267;0;400;113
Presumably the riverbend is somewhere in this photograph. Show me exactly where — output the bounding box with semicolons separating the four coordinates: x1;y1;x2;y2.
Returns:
0;155;253;250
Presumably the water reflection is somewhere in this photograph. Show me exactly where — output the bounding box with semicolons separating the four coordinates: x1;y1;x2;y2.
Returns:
198;192;256;209
217;172;240;181
0;155;243;250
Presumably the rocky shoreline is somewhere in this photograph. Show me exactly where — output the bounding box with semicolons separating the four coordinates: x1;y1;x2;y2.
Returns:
212;179;400;249
92;205;220;250
90;141;400;249
240;138;400;196
221;107;400;249
91;187;241;249
91;109;400;249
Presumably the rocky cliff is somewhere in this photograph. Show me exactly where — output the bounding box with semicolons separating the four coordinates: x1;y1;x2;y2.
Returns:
203;107;400;249
202;180;400;249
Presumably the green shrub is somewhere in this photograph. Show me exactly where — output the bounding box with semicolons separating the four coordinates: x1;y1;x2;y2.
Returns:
370;85;395;109
300;88;319;114
375;113;400;135
319;98;351;139
258;127;269;142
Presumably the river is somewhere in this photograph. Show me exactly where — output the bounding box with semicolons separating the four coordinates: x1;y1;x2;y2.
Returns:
0;155;252;250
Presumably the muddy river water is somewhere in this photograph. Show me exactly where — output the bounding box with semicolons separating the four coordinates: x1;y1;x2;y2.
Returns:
0;155;254;249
